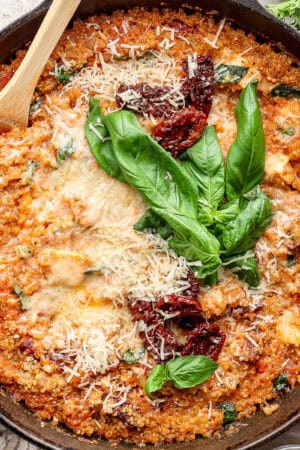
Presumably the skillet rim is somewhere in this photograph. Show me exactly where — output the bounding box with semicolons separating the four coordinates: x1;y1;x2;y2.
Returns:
0;1;299;449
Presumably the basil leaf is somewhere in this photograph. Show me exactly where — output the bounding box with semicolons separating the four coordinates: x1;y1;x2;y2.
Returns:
203;270;219;287
216;402;237;425
134;209;173;239
273;374;289;392
286;255;296;267
85;98;125;182
121;348;145;364
166;355;218;389
197;203;215;226
13;286;30;311
225;81;265;201
145;365;167;397
215;64;248;84
185;126;225;210
145;355;218;397
269;83;300;99
104;110;221;268
214;200;240;224
134;210;220;277
226;254;259;287
219;192;272;255
168;236;221;278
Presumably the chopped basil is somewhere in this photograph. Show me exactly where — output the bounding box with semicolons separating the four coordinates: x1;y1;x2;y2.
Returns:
269;83;300;99
13;286;30;311
55;68;75;84
145;355;218;397
215;64;248;84
282;126;295;136
216;402;237;425
120;348;145;364
26;160;40;182
273;374;289;392
29;98;42;114
57;139;75;162
286;255;296;267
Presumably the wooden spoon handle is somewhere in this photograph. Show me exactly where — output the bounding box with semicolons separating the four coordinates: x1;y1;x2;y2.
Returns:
0;0;80;130
15;0;81;91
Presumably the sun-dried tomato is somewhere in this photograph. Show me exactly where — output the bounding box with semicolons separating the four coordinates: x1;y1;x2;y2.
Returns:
129;299;159;324
181;55;214;116
128;297;225;362
140;322;180;362
183;270;200;296
167;19;198;34
177;315;204;331
182;323;225;360
116;83;179;118
151;107;207;156
157;294;201;318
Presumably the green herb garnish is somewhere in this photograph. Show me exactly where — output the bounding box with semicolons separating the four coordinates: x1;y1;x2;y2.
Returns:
215;64;248;84
282;126;295;136
85;98;125;182
286;255;296;266
55;68;75;84
273;374;289;392
13;286;30;311
267;0;300;29
216;402;237;425
225;80;265;201
145;355;218;398
26;160;40;182
85;81;271;286
121;348;145;364
29;98;42;114
269;83;300;99
57;139;75;162
102;109;222;278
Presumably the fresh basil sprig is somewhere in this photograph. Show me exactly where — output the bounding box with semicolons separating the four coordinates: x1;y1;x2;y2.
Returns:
86;81;270;286
145;355;218;398
225;81;265;202
103;110;221;277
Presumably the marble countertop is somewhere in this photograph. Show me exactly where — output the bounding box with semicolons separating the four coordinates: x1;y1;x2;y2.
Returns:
0;1;299;449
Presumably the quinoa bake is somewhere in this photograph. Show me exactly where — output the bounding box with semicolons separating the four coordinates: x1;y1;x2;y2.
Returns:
0;6;299;446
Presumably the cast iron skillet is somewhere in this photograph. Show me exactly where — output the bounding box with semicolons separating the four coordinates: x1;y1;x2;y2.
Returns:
0;1;299;449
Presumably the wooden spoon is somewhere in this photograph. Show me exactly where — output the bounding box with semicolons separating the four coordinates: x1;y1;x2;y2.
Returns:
0;0;81;132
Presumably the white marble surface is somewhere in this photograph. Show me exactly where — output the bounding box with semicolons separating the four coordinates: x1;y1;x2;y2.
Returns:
0;1;299;449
